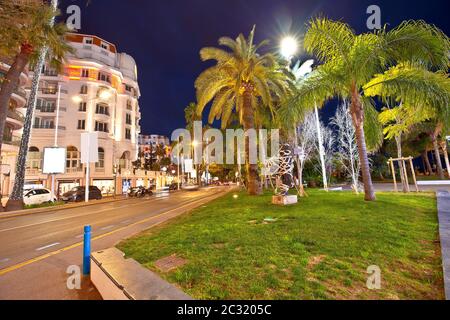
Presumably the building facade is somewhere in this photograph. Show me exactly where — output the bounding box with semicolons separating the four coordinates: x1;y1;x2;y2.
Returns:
0;57;27;197
21;33;158;196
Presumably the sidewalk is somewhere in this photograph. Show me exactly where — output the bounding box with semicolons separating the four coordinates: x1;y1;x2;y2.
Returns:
437;190;450;300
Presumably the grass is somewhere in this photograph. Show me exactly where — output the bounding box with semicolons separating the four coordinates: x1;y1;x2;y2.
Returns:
117;190;444;300
24;201;65;210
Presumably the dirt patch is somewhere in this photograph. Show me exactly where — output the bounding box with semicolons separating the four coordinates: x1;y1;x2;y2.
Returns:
154;254;187;272
307;255;326;270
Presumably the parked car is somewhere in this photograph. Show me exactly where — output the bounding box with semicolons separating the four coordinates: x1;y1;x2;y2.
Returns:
23;188;57;206
61;186;103;202
127;186;153;198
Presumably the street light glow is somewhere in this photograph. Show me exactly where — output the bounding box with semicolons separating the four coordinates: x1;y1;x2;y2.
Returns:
72;95;83;103
280;36;298;59
98;89;112;100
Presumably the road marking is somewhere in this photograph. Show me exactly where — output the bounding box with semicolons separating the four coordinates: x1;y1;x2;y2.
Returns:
0;189;232;276
36;243;60;251
0;197;165;233
100;225;114;231
121;220;131;224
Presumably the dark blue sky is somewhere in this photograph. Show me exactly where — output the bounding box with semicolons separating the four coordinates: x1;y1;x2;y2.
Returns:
60;0;449;136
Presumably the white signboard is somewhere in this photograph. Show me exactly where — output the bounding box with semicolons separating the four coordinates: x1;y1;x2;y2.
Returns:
43;147;66;174
81;132;99;164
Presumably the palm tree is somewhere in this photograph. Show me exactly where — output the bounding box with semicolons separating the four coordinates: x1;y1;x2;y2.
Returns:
365;65;450;180
285;18;449;201
3;0;72;211
195;26;293;195
0;1;71;159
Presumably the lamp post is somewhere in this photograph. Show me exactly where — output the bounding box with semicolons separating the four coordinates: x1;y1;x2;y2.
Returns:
73;87;114;201
280;36;328;191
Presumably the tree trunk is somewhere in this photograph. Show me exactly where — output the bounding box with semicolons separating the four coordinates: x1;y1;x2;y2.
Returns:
431;127;444;180
440;140;450;178
395;135;408;192
422;150;433;175
349;85;376;201
0;44;32;158
241;82;261;195
6;47;47;211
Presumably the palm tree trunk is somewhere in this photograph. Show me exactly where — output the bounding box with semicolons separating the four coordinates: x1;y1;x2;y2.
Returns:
350;86;375;201
242;85;261;195
440;141;450;178
422;150;433;175
0;45;32;157
431;128;444;180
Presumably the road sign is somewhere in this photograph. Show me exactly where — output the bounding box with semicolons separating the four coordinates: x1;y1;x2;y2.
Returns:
81;132;99;164
43;147;66;174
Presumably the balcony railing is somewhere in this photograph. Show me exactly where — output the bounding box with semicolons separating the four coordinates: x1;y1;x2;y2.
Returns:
66;167;83;174
33;124;66;130
7;109;24;122
26;168;41;175
36;105;56;113
13;87;27;100
3;136;21;146
42;70;58;77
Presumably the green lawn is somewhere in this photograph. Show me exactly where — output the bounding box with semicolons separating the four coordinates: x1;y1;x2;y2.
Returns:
117;190;444;300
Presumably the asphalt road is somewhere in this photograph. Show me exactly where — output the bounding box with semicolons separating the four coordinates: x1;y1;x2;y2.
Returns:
0;186;233;300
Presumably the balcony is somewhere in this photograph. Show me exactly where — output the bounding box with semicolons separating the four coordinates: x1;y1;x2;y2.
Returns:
36;105;56;113
42;69;58;77
3;135;21;147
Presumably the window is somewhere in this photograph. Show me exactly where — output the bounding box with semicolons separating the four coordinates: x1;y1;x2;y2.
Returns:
95;121;108;133
78;102;87;112
84;37;93;44
67;146;81;171
125;128;131;140
95;104;109;116
98;72;111;83
125;85;133;92
34;118;54;129
80;85;88;94
126;100;133;110
96;148;105;169
126;113;132;125
77;120;85;130
36;99;55;112
26;147;41;171
81;69;89;78
101;42;108;50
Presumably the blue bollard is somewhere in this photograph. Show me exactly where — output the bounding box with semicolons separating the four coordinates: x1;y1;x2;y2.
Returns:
83;225;91;275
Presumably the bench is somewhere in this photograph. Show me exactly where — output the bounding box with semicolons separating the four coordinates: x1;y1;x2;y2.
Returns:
91;247;192;300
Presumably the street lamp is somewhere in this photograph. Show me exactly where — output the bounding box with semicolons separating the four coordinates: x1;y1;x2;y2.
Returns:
280;36;298;60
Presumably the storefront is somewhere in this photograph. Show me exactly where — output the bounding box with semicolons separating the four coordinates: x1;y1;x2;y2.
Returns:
93;179;115;196
58;180;81;196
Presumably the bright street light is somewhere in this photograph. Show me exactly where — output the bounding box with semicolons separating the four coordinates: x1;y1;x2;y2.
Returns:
280;36;298;60
98;89;112;100
72;95;83;103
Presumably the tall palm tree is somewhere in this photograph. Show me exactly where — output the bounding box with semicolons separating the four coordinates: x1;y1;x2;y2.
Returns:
285;18;449;201
4;0;72;211
0;1;70;159
195;26;293;195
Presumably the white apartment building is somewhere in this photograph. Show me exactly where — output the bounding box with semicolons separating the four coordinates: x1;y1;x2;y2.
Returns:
22;33;165;196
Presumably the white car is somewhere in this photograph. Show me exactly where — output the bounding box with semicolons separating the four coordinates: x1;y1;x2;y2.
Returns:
23;188;57;206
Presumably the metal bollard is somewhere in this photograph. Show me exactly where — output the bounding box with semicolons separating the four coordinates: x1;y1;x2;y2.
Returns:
83;225;91;275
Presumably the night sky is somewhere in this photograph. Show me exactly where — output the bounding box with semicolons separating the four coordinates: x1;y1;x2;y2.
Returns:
59;0;450;137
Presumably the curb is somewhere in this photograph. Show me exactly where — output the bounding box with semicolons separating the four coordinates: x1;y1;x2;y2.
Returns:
436;190;450;300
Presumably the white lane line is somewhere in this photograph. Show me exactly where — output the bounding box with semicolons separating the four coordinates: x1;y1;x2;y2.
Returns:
121;220;131;224
0;258;10;263
36;242;60;251
100;225;114;231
